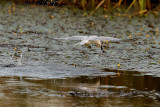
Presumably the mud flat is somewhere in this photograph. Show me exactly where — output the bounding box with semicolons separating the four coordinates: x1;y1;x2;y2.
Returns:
0;1;160;77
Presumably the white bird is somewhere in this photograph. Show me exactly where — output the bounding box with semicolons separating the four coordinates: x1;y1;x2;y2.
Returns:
54;35;122;52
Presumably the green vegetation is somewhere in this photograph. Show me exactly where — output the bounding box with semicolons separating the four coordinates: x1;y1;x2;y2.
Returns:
9;0;159;14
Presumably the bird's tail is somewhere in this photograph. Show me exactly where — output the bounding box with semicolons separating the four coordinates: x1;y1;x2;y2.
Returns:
109;38;138;43
108;38;122;43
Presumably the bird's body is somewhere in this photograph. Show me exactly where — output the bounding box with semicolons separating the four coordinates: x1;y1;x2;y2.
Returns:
75;40;101;45
54;35;121;52
84;40;101;45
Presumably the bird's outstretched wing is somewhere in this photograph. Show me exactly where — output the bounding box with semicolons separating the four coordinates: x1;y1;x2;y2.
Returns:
54;36;89;41
88;36;121;42
54;35;121;42
65;36;89;40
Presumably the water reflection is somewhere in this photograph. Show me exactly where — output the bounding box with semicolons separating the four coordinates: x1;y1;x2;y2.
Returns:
0;69;160;106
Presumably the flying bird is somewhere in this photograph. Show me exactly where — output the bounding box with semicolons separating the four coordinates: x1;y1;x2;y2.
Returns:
54;35;122;52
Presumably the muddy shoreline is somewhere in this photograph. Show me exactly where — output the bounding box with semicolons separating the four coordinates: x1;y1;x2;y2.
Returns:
0;1;160;78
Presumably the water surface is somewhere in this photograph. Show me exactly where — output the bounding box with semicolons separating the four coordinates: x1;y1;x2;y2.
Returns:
0;69;160;107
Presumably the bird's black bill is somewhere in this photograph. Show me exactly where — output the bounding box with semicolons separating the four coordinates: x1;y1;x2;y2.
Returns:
100;41;105;53
101;45;105;53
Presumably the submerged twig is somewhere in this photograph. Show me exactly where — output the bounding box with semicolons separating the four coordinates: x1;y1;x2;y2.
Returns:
95;0;105;10
111;0;123;10
132;9;147;16
125;0;136;13
0;43;49;50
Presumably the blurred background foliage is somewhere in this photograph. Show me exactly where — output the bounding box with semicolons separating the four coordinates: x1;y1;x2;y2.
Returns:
7;0;160;13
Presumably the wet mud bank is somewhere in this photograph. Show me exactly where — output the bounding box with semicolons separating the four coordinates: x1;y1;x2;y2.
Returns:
0;1;160;76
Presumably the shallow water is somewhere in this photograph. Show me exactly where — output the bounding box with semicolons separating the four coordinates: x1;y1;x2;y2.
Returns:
0;1;160;106
0;69;160;107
